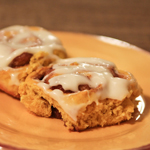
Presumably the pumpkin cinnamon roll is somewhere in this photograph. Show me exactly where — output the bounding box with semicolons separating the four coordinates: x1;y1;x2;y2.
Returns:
0;25;67;98
19;57;142;131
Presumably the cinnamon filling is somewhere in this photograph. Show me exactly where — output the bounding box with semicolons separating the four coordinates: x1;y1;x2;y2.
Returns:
50;84;91;93
51;106;62;119
50;85;74;93
9;52;33;68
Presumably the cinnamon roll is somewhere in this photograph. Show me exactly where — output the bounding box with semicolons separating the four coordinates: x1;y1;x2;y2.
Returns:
0;25;67;98
19;57;142;131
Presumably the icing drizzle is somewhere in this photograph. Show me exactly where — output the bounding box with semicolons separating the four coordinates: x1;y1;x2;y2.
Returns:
38;57;132;121
0;25;65;68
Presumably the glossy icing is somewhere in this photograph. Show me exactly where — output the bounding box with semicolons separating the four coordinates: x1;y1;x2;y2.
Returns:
38;57;132;121
0;25;65;68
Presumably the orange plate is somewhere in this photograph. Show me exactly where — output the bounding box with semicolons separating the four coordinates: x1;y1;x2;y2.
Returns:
0;32;150;150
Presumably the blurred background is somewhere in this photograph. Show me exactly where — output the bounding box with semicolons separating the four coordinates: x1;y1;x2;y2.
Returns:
0;0;150;52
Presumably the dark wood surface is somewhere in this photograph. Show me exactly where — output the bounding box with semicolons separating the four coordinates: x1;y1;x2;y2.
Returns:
0;0;150;52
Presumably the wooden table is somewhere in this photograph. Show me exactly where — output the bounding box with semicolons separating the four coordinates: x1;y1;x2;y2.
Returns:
0;0;150;52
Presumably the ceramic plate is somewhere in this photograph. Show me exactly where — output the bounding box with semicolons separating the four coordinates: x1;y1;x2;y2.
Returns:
0;32;150;150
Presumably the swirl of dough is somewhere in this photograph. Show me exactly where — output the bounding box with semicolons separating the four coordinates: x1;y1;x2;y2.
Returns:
0;25;66;68
36;57;137;121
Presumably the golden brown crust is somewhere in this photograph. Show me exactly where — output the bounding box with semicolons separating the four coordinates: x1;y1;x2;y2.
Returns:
20;82;52;117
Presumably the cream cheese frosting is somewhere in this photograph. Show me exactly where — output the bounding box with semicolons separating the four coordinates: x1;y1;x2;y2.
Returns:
0;25;65;68
37;57;132;121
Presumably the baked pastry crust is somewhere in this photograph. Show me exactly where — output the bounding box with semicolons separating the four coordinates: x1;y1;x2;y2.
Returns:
0;25;67;98
19;57;142;131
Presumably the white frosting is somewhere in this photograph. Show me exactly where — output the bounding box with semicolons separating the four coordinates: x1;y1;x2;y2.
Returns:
37;57;132;121
0;25;65;68
38;82;85;121
55;57;115;67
